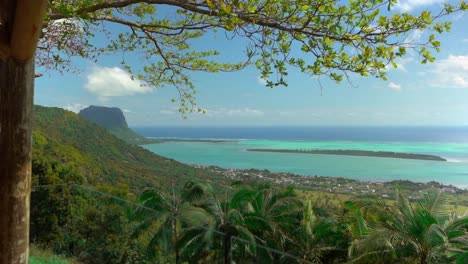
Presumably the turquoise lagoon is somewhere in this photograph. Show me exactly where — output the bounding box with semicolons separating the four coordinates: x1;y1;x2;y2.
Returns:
143;139;468;188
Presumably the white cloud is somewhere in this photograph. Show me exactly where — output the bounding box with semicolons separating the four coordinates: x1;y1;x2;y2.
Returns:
463;39;468;43
387;56;414;71
204;107;264;118
257;76;268;86
122;108;133;113
62;103;87;113
388;82;402;90
452;12;465;21
85;66;150;98
406;29;424;44
160;109;175;115
395;0;445;12
429;55;468;88
395;57;414;71
226;108;264;117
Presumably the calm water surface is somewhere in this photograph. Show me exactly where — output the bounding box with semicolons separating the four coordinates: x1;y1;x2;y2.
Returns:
134;127;468;188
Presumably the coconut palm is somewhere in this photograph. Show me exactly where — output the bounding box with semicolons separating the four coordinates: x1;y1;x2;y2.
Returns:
132;181;211;263
230;183;303;262
178;182;304;263
348;190;468;264
177;187;257;264
286;199;350;264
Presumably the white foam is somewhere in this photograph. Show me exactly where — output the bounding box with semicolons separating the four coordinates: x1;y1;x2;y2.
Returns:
446;158;467;163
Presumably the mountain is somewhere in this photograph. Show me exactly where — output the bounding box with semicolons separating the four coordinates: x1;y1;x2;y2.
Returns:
33;105;224;190
79;105;127;130
78;105;157;144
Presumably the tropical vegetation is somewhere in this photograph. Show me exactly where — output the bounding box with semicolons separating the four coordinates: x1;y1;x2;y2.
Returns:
348;191;468;264
31;176;467;263
30;106;468;263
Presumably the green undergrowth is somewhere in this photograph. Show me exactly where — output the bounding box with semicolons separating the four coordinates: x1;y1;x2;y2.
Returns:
29;244;78;264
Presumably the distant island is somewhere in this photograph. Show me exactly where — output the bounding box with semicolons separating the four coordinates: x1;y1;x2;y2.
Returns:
246;149;447;161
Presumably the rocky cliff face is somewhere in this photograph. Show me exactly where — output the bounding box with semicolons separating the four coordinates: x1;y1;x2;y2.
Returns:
79;105;128;130
78;105;155;144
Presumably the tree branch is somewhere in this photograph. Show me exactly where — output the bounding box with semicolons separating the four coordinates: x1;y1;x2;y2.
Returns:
10;0;48;62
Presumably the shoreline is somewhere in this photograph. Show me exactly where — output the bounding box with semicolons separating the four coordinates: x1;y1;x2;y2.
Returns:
247;148;447;161
192;165;467;202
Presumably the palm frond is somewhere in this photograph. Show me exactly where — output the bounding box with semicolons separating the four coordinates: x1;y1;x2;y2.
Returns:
138;188;170;214
233;224;257;256
227;208;245;225
182;181;213;203
424;223;448;248
455;250;468;264
395;189;414;220
131;213;160;238
178;225;214;262
418;191;448;219
230;188;257;210
348;231;397;264
145;217;174;259
244;213;273;233
178;203;212;227
345;200;369;237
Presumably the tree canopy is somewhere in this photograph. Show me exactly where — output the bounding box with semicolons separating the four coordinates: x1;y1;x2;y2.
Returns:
40;0;467;112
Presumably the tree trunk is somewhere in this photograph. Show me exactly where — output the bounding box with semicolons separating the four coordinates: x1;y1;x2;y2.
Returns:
0;58;35;263
419;250;429;264
224;234;231;264
173;217;180;264
0;0;46;262
175;243;180;264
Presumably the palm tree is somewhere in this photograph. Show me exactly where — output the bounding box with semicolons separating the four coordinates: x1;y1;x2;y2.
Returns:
230;183;303;262
348;190;468;264
178;182;304;263
132;182;210;263
177;186;257;264
288;199;349;264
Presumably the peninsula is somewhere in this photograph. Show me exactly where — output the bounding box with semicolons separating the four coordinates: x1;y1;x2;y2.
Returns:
246;149;447;161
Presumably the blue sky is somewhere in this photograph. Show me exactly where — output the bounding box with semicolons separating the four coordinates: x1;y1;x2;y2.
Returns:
35;1;468;127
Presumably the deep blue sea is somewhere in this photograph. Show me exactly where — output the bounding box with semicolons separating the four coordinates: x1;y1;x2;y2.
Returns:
133;127;468;188
133;126;468;142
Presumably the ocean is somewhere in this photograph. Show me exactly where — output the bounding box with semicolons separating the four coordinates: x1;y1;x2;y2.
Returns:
133;126;468;188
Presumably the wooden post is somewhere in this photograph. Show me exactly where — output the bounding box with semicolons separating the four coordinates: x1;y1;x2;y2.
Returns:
0;1;47;263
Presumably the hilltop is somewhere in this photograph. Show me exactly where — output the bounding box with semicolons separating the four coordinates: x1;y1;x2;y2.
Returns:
78;105;157;144
33;105;224;190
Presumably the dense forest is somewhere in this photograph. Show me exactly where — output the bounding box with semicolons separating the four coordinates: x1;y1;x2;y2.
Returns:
31;106;468;263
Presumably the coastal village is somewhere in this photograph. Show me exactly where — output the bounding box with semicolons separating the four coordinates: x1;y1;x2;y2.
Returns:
194;165;466;204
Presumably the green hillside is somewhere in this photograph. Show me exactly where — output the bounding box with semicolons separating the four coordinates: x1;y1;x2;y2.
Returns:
32;105;223;190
